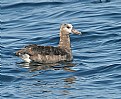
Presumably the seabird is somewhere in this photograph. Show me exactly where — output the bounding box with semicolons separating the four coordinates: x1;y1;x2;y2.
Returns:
16;24;81;63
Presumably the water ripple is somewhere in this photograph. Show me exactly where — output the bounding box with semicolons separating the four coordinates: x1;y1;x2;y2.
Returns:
2;2;64;9
0;74;16;82
75;64;121;76
1;0;121;98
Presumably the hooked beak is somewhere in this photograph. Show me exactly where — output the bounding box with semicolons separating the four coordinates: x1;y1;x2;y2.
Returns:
71;28;82;35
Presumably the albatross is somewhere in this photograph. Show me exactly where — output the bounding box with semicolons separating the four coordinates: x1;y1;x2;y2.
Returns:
16;24;81;63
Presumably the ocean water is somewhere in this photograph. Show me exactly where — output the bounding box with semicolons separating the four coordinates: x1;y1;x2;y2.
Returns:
1;0;121;99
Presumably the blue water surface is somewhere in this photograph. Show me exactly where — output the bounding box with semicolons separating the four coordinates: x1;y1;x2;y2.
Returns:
1;0;121;99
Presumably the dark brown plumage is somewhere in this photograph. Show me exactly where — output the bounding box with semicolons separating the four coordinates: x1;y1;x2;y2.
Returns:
16;44;68;56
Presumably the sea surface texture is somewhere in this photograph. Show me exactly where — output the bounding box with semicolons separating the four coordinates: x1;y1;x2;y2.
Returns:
1;0;121;99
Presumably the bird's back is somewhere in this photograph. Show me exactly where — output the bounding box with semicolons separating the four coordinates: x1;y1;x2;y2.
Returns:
16;44;72;63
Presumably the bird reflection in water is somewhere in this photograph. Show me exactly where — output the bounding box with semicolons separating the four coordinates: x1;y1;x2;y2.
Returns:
16;62;78;96
16;62;76;72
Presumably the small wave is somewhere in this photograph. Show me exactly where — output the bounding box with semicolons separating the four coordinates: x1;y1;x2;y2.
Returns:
96;64;121;73
0;74;16;82
2;36;20;40
0;45;5;48
91;0;111;4
75;64;121;76
102;25;121;31
2;2;64;9
102;38;121;46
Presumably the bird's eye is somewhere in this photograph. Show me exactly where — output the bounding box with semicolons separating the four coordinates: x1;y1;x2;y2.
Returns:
67;26;70;29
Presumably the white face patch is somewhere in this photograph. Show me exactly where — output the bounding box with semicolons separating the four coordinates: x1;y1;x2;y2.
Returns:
20;54;31;63
66;24;73;33
63;24;73;33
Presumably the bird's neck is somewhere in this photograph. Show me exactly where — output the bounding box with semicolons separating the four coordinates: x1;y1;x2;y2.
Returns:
58;31;71;52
